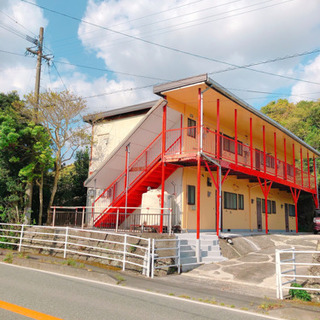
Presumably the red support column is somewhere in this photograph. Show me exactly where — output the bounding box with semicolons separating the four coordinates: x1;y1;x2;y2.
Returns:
307;152;311;188
258;178;273;234
250;118;253;169
216;168;220;237
284;138;287;179
196;88;202;240
196;154;201;240
263;126;266;174
290;187;301;233
160;104;167;233
274;132;277;177
313;155;319;209
124;146;129;193
216;99;220;159
292;144;296;184
235;109;238;165
180;114;183;154
300;148;304;188
313;155;317;191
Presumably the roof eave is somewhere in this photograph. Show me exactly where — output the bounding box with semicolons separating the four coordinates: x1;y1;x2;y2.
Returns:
154;73;320;157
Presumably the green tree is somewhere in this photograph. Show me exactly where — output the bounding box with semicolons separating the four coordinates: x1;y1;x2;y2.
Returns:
54;148;89;206
24;90;88;223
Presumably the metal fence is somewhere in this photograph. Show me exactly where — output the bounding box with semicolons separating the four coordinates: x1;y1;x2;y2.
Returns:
51;206;175;233
151;238;180;278
0;223;151;276
275;248;320;299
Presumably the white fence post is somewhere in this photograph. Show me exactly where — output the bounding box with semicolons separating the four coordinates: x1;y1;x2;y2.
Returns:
64;227;69;259
81;207;85;229
116;208;119;233
18;225;24;252
147;238;151;277
151;238;155;278
52;207;56;227
178;238;181;274
275;249;281;299
292;247;297;283
122;234;127;271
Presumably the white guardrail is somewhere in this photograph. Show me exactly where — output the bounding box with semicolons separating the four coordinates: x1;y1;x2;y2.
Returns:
0;223;152;276
275;248;320;299
151;238;181;278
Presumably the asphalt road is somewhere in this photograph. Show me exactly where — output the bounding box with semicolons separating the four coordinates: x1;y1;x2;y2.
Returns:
0;263;280;320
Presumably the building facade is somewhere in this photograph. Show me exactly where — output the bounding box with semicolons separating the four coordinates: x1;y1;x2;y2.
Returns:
84;74;319;236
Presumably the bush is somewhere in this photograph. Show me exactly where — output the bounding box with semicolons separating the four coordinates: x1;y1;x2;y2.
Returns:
289;283;311;301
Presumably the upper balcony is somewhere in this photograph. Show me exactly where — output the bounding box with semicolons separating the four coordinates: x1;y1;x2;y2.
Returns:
164;126;317;194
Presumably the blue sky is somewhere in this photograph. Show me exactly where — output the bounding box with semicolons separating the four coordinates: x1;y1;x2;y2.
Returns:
1;0;320;113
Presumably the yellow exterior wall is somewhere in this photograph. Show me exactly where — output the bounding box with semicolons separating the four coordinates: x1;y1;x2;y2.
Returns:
181;167;296;232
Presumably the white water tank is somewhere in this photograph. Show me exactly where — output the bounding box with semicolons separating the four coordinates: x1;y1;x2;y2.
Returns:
140;189;172;227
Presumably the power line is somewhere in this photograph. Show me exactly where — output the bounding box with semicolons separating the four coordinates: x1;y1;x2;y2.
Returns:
54;60;170;82
137;0;294;39
0;10;37;37
20;0;303;85
211;48;320;74
50;0;207;45
52;62;68;91
2;46;320;88
71;0;293;56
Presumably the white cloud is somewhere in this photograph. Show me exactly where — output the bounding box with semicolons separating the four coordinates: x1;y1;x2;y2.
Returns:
290;55;320;103
78;0;320;108
0;0;48;96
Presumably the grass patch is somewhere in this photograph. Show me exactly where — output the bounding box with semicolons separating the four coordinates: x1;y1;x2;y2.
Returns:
178;295;190;299
4;253;13;263
258;301;282;311
115;274;126;284
66;258;77;267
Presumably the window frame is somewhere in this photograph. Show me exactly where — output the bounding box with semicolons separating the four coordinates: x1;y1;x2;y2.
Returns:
187;185;196;205
187;118;196;138
238;194;244;210
224;191;237;210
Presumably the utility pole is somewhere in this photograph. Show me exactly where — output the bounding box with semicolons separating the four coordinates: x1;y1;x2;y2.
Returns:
26;27;51;115
24;27;51;224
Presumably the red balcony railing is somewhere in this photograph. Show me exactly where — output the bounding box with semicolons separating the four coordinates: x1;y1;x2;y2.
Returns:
164;126;316;192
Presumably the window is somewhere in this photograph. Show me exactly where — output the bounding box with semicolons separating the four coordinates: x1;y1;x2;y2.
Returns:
187;185;195;205
224;192;237;210
238;194;244;210
261;199;276;214
223;135;243;155
287;164;294;177
187;118;196;138
288;204;295;217
266;155;275;168
223;136;235;154
237;142;243;156
272;201;276;214
207;177;212;187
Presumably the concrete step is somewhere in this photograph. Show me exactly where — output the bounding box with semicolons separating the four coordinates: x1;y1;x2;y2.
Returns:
202;256;227;263
180;250;197;258
201;250;222;258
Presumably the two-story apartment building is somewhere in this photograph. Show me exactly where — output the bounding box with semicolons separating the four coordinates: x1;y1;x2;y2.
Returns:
84;74;319;237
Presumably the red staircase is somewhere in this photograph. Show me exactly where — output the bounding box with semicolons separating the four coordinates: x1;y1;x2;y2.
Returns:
93;133;180;228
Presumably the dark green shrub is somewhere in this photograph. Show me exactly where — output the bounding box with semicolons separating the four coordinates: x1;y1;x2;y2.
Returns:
289;283;311;301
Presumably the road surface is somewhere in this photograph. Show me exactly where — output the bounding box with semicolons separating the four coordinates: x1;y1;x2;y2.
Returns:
0;263;280;320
